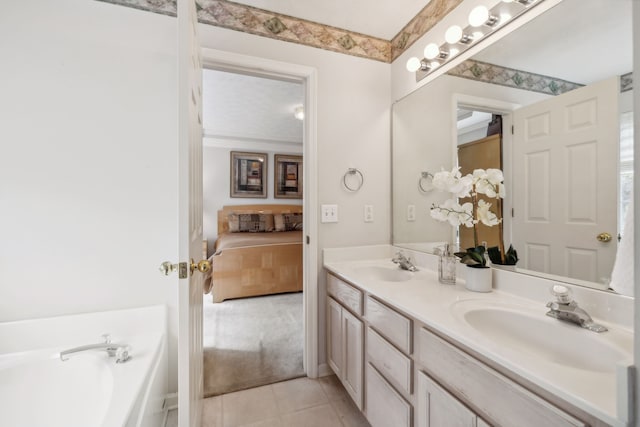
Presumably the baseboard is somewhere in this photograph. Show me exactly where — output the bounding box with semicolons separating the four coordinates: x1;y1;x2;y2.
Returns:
317;363;334;377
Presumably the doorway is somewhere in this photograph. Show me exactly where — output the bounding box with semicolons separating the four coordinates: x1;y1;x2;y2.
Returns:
199;48;319;396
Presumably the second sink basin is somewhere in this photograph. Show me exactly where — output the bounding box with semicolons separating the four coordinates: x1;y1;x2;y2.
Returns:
354;265;413;282
451;300;632;374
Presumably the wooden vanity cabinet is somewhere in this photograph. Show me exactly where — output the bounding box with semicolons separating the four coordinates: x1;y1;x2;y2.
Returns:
325;271;597;427
327;275;364;409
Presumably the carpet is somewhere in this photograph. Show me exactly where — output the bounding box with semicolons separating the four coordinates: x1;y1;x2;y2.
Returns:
203;292;305;397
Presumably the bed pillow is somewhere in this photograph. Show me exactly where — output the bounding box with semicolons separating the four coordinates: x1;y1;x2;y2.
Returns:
228;213;274;233
274;213;303;231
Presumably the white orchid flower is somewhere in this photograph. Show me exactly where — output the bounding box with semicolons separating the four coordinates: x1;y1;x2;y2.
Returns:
430;199;473;227
476;199;500;226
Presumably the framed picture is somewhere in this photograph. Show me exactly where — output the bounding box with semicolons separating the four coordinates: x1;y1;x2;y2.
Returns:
274;154;303;199
230;151;267;198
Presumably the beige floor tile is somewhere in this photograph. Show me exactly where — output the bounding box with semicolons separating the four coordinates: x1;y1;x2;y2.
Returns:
222;385;279;427
202;395;223;427
272;377;329;414
318;375;349;402
330;396;370;427
280;404;343;427
238;417;283;427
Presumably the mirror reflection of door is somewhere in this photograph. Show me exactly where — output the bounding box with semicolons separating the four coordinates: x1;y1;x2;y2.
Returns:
458;131;502;251
512;77;619;284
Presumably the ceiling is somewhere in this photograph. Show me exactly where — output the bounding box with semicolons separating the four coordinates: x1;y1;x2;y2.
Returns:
202;69;304;145
230;0;431;40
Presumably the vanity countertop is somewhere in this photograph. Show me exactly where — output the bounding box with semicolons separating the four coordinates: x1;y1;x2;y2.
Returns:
324;257;633;427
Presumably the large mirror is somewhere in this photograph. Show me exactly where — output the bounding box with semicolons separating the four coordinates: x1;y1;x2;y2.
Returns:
392;0;633;292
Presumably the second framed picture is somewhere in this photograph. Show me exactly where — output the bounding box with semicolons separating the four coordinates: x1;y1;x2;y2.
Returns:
274;154;303;199
230;151;267;198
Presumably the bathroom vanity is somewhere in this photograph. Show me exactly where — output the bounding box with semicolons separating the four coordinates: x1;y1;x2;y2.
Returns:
324;246;633;427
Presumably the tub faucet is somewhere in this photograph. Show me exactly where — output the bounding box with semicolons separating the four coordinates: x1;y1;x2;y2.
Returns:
392;251;418;272
545;285;607;333
60;334;131;363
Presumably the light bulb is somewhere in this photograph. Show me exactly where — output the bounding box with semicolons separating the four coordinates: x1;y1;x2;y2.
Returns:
445;25;463;44
469;5;489;27
500;12;512;23
449;47;459;57
424;43;440;60
406;57;421;72
429;61;440;69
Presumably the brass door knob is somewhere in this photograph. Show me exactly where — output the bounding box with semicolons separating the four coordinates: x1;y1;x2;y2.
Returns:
596;232;612;243
190;259;212;274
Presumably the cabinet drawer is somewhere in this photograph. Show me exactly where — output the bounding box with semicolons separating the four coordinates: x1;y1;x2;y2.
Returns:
367;327;412;395
366;363;412;427
365;296;412;354
327;274;363;315
417;328;585;427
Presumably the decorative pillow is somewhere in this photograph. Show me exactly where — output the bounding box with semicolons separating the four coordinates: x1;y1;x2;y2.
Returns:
274;213;303;231
228;213;274;233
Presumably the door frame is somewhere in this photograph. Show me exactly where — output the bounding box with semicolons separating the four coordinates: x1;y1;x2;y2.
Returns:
200;48;319;377
453;94;520;249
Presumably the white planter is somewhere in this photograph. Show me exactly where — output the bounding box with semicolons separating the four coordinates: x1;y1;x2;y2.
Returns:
465;266;492;292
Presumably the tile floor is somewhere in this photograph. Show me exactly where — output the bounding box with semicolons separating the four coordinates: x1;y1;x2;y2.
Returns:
165;375;371;427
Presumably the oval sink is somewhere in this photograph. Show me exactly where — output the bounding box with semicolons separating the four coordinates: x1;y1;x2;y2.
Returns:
354;266;413;282
451;300;631;374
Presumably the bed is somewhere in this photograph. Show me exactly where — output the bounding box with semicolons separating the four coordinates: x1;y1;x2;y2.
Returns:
204;204;303;303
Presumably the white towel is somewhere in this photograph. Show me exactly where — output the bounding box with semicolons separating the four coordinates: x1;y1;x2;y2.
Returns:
610;195;634;297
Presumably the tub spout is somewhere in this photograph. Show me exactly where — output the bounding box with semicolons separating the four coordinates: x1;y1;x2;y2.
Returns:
60;335;131;363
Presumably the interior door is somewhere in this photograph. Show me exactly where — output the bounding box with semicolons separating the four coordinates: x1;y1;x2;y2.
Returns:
512;76;619;284
178;0;204;425
458;134;502;250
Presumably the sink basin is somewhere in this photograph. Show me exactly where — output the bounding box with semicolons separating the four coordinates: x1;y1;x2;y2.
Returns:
451;300;631;373
354;265;413;282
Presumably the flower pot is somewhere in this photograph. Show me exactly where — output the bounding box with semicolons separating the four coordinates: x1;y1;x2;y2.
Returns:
492;264;517;272
465;266;492;292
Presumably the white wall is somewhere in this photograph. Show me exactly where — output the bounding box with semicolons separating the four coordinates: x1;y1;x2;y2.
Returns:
203;143;302;253
198;25;392;366
0;0;180;390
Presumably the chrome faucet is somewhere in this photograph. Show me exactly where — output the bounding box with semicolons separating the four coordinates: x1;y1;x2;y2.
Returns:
545;285;607;333
60;334;131;363
392;251;418;272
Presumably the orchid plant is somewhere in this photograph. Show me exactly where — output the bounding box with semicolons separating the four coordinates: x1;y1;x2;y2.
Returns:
430;167;518;267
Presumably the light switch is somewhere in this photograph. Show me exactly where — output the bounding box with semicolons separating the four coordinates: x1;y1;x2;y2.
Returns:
321;204;338;223
364;205;374;222
407;205;416;221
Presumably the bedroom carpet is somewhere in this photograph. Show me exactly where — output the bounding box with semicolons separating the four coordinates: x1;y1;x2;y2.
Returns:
203;292;305;397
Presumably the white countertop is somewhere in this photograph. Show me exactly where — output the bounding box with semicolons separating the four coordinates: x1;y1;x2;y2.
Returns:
323;256;633;427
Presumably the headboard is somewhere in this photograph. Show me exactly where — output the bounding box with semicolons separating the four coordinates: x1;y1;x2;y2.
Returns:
217;204;303;235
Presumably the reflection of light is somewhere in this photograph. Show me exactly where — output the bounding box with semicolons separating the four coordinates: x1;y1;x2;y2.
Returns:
429;61;440;69
293;105;304;120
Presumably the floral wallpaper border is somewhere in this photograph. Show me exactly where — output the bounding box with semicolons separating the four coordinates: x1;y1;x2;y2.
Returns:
97;0;460;63
443;59;584;96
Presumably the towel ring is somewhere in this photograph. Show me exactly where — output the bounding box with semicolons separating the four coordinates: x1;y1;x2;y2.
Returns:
343;168;364;192
418;171;434;193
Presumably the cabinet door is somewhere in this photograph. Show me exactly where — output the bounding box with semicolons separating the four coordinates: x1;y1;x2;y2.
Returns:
342;308;364;409
366;364;412;427
327;298;343;378
417;371;476;427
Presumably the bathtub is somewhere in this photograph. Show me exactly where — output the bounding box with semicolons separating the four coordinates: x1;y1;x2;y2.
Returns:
0;305;168;427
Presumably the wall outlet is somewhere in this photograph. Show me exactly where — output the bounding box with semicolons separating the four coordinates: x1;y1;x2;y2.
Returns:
407;204;416;221
364;205;374;222
321;204;338;223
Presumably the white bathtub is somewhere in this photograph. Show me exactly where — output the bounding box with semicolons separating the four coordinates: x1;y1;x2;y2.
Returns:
0;306;168;427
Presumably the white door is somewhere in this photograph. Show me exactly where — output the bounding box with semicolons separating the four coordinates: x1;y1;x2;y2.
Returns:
512;77;619;285
178;0;204;425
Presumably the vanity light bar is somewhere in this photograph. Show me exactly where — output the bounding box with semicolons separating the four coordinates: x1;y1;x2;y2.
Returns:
406;0;544;80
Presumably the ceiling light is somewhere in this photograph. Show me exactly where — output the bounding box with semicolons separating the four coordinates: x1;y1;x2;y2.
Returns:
406;57;422;72
293;105;304;120
445;25;463;44
424;43;440;60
